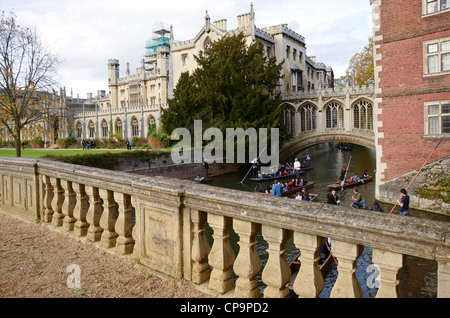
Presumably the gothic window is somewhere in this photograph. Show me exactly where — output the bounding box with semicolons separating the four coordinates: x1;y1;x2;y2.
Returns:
116;119;123;135
131;117;139;137
299;104;317;132
204;37;212;51
102;120;109;138
325;102;344;129
77;122;82;138
88;121;95;138
353;100;373;130
282;105;296;135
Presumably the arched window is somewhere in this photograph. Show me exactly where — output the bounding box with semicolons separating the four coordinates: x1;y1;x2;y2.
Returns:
325;102;344;129
88;121;95;138
282;105;296;135
299;104;317;132
115;118;123;135
131;117;139;137
76;122;82;138
353;100;373;130
102;120;109;138
204;37;212;51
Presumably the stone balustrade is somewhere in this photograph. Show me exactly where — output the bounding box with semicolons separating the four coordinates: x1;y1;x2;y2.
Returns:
0;157;449;298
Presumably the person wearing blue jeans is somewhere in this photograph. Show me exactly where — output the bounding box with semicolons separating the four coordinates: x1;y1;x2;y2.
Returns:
398;188;410;216
351;187;366;210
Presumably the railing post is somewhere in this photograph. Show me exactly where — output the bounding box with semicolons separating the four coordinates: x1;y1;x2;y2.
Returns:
437;260;450;298
207;213;235;294
261;226;292;298
233;220;261;298
85;185;103;242
99;189;118;248
293;232;325;298
372;249;403;298
42;176;54;223
330;240;363;298
49;177;64;227
191;209;211;284
73;183;89;237
61;179;76;231
113;192;135;255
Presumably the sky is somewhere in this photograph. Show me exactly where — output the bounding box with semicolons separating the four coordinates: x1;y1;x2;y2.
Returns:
3;0;373;99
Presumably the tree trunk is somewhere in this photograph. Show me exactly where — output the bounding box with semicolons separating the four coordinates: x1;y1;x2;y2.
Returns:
15;128;21;157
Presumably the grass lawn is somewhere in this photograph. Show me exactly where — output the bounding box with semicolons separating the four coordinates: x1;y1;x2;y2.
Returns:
0;148;130;158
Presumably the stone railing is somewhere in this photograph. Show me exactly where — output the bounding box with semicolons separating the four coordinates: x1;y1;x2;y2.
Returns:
0;157;449;298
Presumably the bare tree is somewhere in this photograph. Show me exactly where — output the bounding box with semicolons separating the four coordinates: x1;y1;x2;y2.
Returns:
0;10;61;157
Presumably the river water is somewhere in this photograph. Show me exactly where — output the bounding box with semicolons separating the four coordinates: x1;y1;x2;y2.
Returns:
203;142;449;298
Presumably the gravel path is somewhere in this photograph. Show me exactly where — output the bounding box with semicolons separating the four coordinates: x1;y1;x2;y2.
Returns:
0;211;211;298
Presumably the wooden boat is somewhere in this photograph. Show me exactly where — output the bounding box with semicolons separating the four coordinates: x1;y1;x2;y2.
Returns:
193;177;214;183
286;248;334;291
249;167;312;182
257;182;315;197
292;193;318;201
250;172;297;182
327;176;372;189
281;182;315;196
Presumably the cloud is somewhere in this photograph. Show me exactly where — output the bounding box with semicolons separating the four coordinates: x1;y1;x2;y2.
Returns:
4;0;373;97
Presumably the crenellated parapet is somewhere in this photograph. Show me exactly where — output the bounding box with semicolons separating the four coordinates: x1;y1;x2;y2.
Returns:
0;157;449;298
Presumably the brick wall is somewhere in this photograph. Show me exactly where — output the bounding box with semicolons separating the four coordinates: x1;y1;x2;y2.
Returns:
374;0;450;182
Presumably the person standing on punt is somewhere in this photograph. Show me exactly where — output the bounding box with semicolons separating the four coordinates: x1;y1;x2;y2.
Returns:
398;189;410;216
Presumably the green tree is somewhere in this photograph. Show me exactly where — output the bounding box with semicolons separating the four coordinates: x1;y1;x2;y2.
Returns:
347;37;374;86
161;32;284;140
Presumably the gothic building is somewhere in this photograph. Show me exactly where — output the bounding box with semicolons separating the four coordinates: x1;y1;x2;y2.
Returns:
68;4;334;142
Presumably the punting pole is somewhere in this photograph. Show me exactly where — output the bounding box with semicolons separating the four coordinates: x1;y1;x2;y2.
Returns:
389;141;441;214
238;144;267;184
339;155;352;203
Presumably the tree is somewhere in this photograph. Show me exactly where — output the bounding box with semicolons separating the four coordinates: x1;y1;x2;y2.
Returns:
347;37;374;86
0;11;61;157
161;32;284;142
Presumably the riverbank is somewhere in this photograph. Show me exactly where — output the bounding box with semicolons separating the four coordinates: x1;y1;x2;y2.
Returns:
0;210;211;298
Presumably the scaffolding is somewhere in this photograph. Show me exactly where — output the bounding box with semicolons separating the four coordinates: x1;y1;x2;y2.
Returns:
145;23;170;57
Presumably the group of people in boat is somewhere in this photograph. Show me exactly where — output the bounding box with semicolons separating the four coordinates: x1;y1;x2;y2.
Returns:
339;168;371;185
256;177;310;196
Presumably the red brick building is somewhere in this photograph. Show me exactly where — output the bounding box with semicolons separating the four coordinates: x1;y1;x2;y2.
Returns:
371;0;449;190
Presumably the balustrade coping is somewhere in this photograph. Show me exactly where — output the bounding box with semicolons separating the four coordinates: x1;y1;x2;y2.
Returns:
0;157;449;264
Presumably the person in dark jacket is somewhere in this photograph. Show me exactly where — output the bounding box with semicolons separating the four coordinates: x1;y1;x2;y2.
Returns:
327;189;340;205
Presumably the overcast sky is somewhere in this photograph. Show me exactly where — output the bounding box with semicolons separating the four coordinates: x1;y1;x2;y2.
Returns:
3;0;373;98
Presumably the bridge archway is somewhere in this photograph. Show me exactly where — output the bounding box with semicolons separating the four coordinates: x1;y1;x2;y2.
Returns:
280;131;375;162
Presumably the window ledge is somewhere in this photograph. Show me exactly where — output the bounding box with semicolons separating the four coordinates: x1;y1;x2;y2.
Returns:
421;7;450;18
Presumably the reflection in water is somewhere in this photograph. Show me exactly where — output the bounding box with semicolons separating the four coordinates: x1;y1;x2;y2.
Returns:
203;143;447;298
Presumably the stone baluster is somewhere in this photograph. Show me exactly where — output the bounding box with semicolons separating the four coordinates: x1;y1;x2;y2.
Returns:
73;183;89;237
49;177;64;227
42;176;54;223
261;226;292;298
61;180;76;231
330;240;363;298
233;220;261;298
438;260;450;298
85;185;103;242
372;249;403;298
191;209;211;284
113;192;135;255
293;232;325;298
99;189;118;248
207;214;235;294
